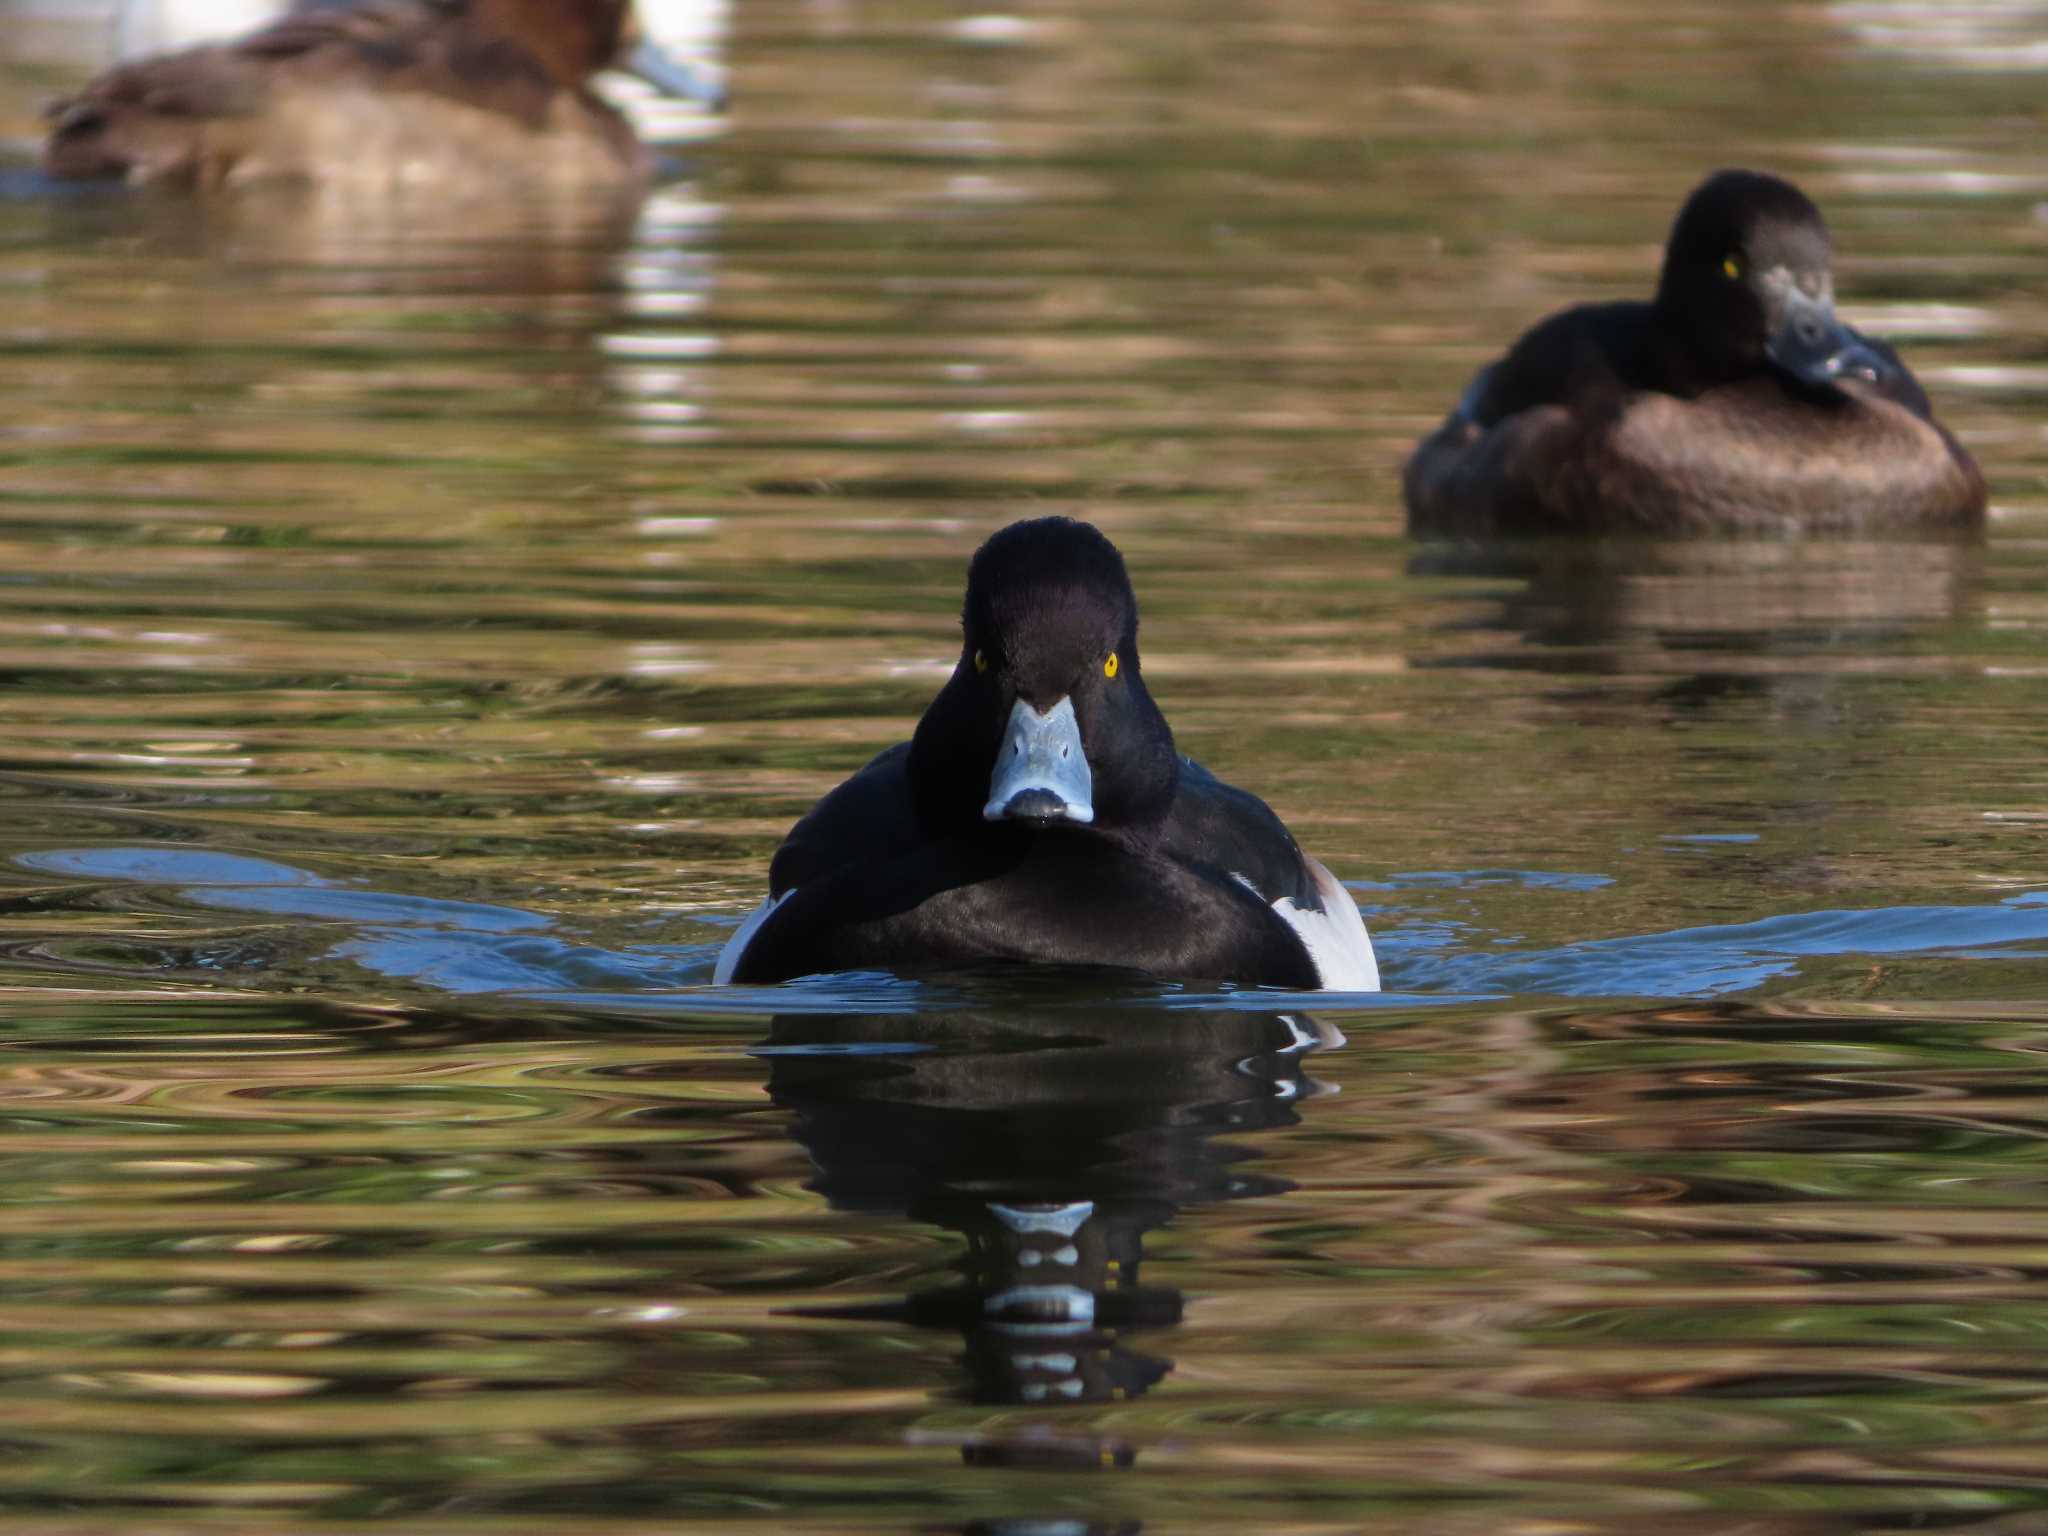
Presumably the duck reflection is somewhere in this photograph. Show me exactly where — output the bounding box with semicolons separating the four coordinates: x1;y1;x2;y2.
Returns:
760;1004;1339;1434
1414;534;1982;675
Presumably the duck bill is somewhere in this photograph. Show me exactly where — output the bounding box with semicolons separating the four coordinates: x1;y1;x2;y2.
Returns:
1766;289;1889;390
984;696;1094;825
622;37;726;108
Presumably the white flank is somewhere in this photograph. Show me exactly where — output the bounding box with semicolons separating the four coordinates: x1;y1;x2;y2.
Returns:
1272;858;1380;992
712;889;791;984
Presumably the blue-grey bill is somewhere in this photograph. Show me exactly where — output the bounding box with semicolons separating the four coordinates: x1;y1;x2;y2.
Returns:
984;696;1094;824
1768;291;1889;389
623;37;727;108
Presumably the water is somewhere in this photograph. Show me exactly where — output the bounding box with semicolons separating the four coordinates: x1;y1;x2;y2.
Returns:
1;0;2047;1529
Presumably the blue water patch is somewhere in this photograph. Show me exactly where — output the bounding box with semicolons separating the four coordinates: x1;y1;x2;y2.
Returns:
0;167;125;203
1393;894;2048;998
19;848;329;887
17;847;2048;1006
17;845;674;992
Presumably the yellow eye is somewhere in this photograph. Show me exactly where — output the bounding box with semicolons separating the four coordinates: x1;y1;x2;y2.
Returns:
1104;652;1119;679
973;649;988;674
1722;254;1742;280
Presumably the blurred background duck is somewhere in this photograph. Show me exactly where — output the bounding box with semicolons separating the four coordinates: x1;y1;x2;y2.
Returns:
106;0;728;143
39;0;726;191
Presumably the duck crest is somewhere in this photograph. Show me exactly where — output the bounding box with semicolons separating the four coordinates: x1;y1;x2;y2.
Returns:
968;517;1135;706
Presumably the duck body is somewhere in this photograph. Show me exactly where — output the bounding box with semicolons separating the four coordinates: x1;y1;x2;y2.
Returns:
43;0;684;190
1405;171;1985;536
721;747;1366;989
716;518;1378;992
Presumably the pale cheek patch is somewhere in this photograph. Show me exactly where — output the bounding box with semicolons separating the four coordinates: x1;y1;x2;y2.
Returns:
1760;264;1833;305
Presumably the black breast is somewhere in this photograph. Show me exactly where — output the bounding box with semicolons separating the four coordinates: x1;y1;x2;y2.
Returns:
731;828;1320;988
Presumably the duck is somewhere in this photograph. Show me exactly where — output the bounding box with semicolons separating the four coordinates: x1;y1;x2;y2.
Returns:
715;517;1380;991
42;0;717;190
100;0;728;127
1403;169;1986;536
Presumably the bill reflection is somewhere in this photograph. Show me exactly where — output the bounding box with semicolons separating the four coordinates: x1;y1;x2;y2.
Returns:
759;1004;1341;1462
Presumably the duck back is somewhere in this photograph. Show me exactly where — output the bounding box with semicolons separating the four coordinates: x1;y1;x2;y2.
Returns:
1408;375;1986;536
44;0;646;189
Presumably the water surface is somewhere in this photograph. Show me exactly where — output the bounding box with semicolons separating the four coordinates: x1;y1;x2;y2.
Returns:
0;0;2047;1530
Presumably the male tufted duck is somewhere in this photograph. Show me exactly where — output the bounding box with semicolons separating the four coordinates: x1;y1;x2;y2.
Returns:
1403;169;1985;535
715;518;1380;991
43;0;712;190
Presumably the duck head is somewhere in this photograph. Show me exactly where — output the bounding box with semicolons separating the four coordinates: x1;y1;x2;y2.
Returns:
910;518;1180;840
1654;169;1890;394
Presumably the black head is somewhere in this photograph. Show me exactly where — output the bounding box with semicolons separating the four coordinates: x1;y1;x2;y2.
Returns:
1654;169;1888;393
909;518;1180;838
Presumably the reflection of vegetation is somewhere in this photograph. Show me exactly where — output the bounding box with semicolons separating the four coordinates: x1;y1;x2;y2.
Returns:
0;991;2037;1520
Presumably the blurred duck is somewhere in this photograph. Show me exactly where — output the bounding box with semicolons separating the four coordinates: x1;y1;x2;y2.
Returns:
44;0;723;190
1404;170;1986;536
104;0;728;116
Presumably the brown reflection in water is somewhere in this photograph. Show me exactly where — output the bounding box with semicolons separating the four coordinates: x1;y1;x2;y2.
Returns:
1251;1000;2048;1447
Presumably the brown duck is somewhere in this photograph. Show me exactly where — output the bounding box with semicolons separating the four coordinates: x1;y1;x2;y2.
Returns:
1403;171;1986;536
43;0;713;191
